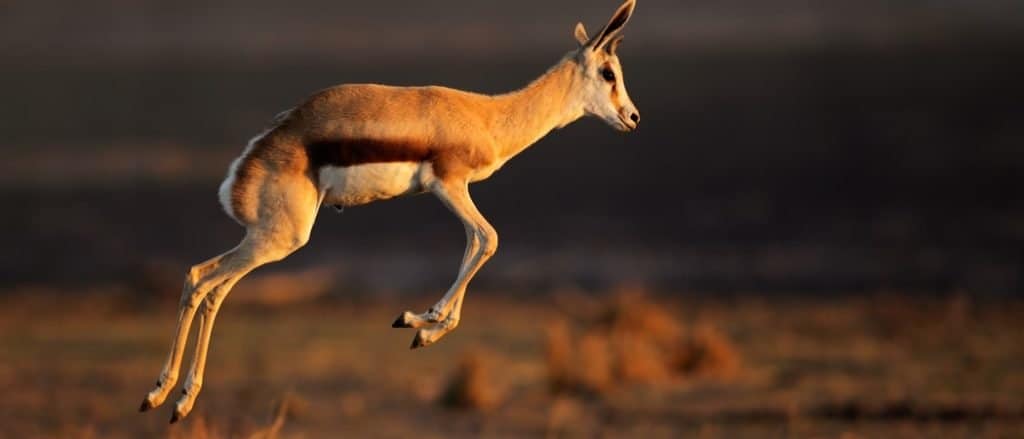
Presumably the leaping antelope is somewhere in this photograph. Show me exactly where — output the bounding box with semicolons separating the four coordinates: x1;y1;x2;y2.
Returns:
141;0;640;422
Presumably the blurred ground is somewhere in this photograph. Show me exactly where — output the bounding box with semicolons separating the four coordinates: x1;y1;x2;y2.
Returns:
0;289;1021;438
2;1;1022;437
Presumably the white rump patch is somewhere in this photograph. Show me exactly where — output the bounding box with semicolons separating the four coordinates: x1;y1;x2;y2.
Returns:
319;162;425;207
218;129;269;223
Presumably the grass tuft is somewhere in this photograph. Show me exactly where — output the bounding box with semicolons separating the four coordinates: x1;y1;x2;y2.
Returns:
439;348;503;410
544;290;742;395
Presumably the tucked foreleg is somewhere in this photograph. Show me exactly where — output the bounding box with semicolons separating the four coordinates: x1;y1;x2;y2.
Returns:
392;179;497;348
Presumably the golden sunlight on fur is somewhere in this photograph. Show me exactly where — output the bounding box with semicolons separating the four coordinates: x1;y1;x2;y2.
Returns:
140;0;642;423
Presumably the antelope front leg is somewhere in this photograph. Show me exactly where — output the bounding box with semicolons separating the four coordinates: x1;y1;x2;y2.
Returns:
391;227;479;329
392;180;498;348
413;293;466;348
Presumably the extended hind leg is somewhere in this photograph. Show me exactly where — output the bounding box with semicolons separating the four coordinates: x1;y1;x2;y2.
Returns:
171;174;319;422
168;232;304;422
142;171;320;421
140;250;238;412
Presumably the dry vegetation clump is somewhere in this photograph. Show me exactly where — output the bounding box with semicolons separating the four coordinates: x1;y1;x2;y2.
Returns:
597;293;684;348
669;324;741;379
247;392;307;439
613;331;673;383
544;291;742;395
166;392;305;439
169;416;222;439
545;319;576;392
575;331;614;393
439;348;503;410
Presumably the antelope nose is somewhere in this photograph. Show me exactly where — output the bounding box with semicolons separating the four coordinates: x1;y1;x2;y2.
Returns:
629;112;640;125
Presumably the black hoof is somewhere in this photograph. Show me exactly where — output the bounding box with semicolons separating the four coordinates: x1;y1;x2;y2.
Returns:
410;333;427;349
170;412;182;424
139;399;153;412
392;313;411;328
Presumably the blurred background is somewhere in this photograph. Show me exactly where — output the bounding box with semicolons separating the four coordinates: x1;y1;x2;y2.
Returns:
1;0;1022;437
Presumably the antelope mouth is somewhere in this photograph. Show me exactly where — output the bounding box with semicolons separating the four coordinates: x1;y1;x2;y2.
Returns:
616;115;637;132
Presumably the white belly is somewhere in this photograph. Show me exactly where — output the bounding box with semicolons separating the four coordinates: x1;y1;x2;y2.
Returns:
319;162;425;207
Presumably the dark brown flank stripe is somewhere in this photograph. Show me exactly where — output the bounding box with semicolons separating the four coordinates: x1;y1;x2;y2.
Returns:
304;136;492;180
227;132;492;223
305;138;434;168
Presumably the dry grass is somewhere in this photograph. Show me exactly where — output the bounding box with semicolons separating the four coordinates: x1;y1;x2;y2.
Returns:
168;416;222;439
671;324;741;379
543;319;574;393
544;290;743;395
245;392;307;439
0;290;1021;438
439;348;503;411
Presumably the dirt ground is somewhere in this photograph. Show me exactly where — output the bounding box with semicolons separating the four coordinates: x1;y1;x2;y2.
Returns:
0;288;1021;438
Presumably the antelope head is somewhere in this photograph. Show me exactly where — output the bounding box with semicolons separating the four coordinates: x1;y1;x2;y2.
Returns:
572;0;640;132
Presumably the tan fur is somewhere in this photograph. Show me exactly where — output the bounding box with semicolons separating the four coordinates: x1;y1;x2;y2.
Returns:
143;0;640;423
224;60;586;224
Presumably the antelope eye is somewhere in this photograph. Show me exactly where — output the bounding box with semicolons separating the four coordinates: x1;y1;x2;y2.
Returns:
600;68;616;82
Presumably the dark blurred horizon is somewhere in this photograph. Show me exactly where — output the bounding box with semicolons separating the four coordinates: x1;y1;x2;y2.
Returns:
4;0;1024;60
2;0;1022;295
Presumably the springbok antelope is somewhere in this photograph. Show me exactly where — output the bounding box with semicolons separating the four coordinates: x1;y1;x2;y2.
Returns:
140;0;640;423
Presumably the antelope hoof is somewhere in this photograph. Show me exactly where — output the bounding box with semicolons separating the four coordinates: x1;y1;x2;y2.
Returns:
410;331;430;349
393;310;441;329
392;311;415;328
171;394;196;423
139;398;154;412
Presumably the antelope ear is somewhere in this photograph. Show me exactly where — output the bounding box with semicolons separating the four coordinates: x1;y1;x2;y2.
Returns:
605;34;624;54
588;0;636;51
573;22;589;46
